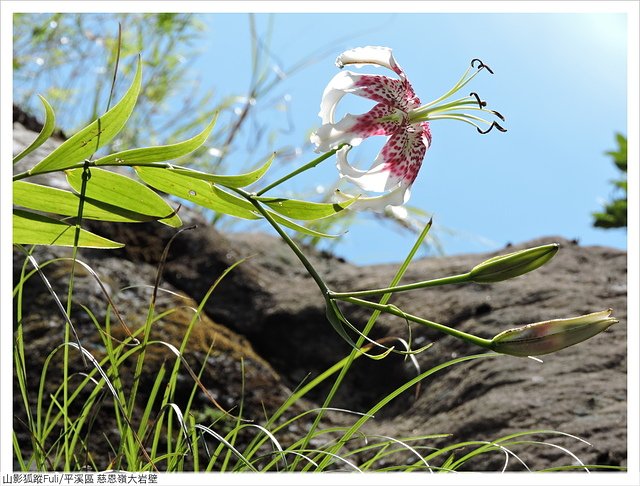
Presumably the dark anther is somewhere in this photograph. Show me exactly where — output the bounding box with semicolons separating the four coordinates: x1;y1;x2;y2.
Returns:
469;92;487;108
471;58;494;74
491;109;506;121
477;121;507;134
82;159;92;181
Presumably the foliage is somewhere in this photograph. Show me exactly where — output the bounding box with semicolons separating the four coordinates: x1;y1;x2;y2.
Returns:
13;13;210;150
12;22;622;474
14;254;602;472
592;133;627;229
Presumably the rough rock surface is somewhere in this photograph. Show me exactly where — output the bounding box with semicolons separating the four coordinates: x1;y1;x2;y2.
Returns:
12;115;627;471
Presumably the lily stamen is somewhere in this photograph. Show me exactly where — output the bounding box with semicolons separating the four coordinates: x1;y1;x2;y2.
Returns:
410;96;505;133
418;65;484;111
407;61;505;133
469;92;487;108
491;109;506;122
478;121;507;134
427;113;497;133
471;58;494;74
410;97;484;119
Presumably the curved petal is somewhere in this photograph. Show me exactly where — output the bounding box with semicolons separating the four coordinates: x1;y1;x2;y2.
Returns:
312;103;404;152
318;71;358;124
347;73;419;110
335;184;411;211
318;71;417;124
311;115;361;152
378;124;430;186
336;46;404;77
336;123;430;192
337;145;402;193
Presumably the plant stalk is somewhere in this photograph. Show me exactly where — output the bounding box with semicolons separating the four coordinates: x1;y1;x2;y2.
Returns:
328;272;470;299
255;145;343;196
339;296;493;349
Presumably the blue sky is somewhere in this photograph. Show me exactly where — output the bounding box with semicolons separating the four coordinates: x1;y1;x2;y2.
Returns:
7;8;631;265
195;12;628;264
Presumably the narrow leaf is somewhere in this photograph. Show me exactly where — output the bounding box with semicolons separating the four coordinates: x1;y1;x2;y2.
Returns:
268;211;341;239
212;186;342;238
13;95;56;164
214;186;341;238
211;185;259;212
168;154;273;188
137;167;340;237
135;166;260;220
257;196;356;221
325;298;360;349
65;168;181;227
28;57;142;175
14;180;178;225
92;114;217;166
13;209;123;248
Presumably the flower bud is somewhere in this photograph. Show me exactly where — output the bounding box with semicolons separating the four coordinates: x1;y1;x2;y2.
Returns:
489;309;618;357
468;243;559;283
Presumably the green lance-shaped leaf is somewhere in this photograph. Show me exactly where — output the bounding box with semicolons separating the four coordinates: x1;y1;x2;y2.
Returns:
92;113;217;166
167;155;273;188
136;167;341;238
13;209;124;248
216;186;343;238
13;95;56;165
221;186;342;238
489;309;618;357
255;196;356;221
14;180;178;225
65;168;181;227
218;186;343;237
325;298;360;350
268;210;341;239
27;57;142;175
135;166;260;220
212;185;343;237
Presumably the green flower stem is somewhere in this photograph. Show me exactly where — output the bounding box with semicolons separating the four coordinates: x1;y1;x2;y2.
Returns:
12;161;174;181
231;187;330;294
328;272;470;299
63;160;92;469
255;145;344;196
233;185;343;472
338;296;493;350
314;221;434;471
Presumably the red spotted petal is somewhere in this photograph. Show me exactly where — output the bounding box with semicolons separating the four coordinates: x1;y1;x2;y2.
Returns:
350;103;406;138
337;121;431;194
350;74;421;111
378;122;430;185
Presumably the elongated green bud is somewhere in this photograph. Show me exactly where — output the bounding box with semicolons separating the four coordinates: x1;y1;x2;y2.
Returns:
489;309;618;357
468;243;559;283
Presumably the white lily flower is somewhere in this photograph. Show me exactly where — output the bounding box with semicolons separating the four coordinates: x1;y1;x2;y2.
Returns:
311;46;506;211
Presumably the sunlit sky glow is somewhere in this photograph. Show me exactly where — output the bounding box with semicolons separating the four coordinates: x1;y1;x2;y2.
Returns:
198;11;629;264
6;8;633;265
2;2;639;484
